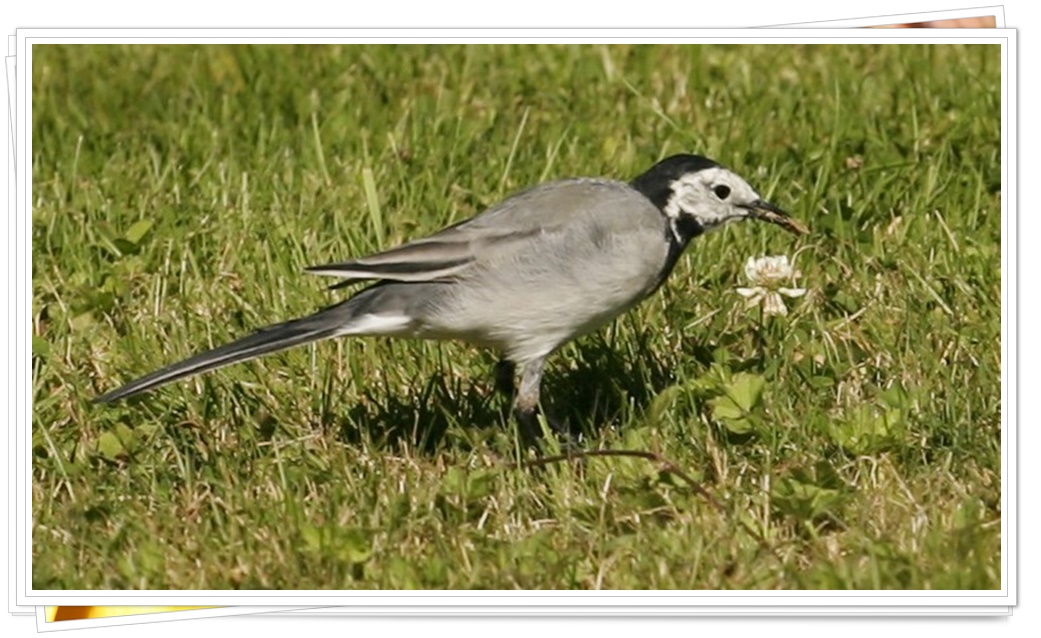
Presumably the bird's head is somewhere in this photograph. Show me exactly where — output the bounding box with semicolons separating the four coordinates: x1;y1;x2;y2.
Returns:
630;154;809;241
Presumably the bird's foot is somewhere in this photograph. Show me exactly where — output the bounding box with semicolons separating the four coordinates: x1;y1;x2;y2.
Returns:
515;407;582;453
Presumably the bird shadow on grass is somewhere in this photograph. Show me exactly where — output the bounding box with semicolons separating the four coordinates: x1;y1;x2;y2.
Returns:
335;335;688;455
337;371;508;454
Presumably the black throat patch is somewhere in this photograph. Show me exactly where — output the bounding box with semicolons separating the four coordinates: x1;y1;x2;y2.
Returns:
669;215;705;245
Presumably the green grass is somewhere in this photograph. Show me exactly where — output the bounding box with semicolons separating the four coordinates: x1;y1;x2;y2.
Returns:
31;43;1001;590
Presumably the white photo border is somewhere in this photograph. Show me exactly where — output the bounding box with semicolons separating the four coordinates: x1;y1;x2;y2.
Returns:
17;28;1015;609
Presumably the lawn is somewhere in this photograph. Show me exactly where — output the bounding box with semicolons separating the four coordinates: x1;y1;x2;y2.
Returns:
31;43;1002;590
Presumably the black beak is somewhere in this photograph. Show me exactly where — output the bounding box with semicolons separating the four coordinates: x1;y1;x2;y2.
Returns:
744;200;810;235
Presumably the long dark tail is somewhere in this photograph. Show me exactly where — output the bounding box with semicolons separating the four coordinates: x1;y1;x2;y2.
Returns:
93;302;356;404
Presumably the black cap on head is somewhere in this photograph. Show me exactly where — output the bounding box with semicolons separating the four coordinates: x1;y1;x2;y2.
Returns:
630;154;721;210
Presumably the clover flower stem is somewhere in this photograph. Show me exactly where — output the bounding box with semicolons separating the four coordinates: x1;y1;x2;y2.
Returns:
753;304;781;374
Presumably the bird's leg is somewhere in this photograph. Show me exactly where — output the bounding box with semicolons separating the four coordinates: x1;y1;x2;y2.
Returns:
511;357;575;447
494;359;516;399
513;358;546;446
493;358;517;427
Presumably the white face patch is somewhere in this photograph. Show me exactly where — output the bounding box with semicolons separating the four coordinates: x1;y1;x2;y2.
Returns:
662;166;763;236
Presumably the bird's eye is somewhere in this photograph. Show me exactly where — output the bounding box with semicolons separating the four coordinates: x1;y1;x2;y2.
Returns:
713;185;731;200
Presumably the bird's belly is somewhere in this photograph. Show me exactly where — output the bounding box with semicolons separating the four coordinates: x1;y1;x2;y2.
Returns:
418;264;663;362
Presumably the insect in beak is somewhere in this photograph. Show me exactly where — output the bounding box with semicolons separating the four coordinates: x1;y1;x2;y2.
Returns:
744;200;810;235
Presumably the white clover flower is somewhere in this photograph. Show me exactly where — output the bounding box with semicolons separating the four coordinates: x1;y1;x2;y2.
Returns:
735;255;807;317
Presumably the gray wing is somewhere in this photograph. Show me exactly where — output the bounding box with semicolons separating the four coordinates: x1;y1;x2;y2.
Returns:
306;178;644;288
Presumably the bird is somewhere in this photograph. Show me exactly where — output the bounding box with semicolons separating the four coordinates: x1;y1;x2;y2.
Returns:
94;153;808;442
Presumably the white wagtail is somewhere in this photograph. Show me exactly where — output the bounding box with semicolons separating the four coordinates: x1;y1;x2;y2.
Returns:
95;154;808;440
